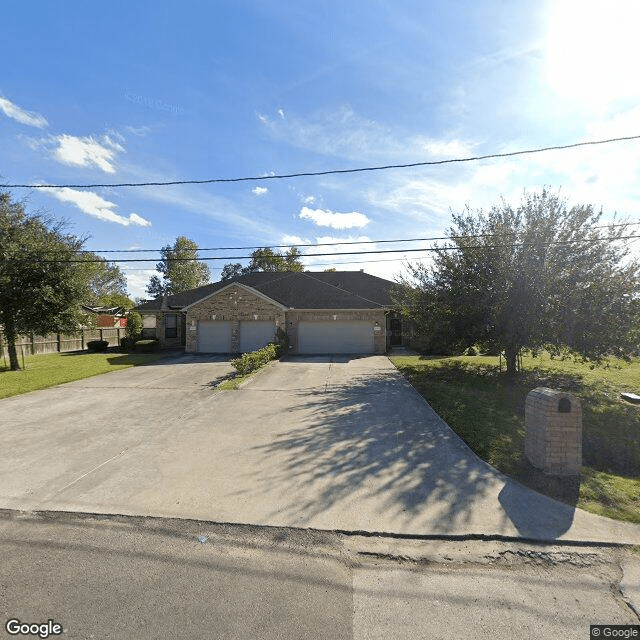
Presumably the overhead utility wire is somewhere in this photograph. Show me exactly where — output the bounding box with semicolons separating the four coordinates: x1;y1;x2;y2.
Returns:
62;220;640;254
6;234;640;264
5;134;640;189
117;255;448;272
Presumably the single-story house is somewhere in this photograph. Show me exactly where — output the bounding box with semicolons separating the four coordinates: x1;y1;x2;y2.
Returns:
81;306;127;328
135;271;409;354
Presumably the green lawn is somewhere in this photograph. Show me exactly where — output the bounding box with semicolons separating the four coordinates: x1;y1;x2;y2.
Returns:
391;353;640;524
0;350;169;399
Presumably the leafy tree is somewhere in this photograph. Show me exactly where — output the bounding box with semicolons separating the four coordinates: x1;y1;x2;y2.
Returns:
145;236;211;296
0;192;93;370
394;189;640;375
282;247;304;271
220;247;304;280
245;247;304;272
220;262;244;281
145;274;166;298
80;254;132;307
98;292;136;309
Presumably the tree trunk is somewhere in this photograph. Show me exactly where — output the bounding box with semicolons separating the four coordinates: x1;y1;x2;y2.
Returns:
4;322;20;371
504;345;519;377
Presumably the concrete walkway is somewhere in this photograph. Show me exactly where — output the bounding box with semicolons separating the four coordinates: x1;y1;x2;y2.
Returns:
1;354;639;544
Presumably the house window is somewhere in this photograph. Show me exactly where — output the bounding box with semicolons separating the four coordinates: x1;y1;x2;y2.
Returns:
165;314;177;339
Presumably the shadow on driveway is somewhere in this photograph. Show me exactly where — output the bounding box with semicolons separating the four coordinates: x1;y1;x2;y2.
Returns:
242;364;556;536
228;357;593;539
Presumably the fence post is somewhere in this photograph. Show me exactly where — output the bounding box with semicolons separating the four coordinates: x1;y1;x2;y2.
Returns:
57;333;61;352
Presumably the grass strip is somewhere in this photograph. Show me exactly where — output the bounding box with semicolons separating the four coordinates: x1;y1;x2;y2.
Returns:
0;350;169;399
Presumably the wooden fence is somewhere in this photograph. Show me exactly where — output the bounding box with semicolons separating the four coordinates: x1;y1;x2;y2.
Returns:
0;328;126;359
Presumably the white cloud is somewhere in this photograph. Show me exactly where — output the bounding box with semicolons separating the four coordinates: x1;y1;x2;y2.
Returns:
303;195;316;205
136;180;278;237
124;124;154;137
277;108;285;119
252;186;268;196
123;269;157;300
281;234;309;246
43;187;151;227
258;105;474;163
0;96;48;128
413;136;474;159
52;134;123;173
127;213;152;227
300;206;370;229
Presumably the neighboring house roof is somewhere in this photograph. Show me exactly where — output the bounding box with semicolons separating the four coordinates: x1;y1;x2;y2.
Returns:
135;271;395;312
82;305;126;316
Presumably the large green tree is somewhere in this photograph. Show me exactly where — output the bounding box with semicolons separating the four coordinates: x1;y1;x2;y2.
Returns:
146;236;211;296
220;247;304;281
394;189;640;375
0;192;94;370
81;254;133;308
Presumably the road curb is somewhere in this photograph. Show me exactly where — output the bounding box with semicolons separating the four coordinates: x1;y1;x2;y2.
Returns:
620;556;640;618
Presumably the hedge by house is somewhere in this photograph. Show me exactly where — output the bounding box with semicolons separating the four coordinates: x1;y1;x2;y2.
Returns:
230;343;282;375
86;340;109;352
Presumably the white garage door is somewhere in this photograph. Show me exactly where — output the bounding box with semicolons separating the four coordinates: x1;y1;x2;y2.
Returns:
239;321;276;353
198;320;232;353
297;320;374;354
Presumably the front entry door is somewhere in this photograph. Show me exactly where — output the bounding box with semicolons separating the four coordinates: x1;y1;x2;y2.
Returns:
389;318;402;346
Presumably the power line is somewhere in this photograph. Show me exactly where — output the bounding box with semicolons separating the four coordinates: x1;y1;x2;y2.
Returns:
4;134;640;190
120;256;429;271
119;256;419;271
58;220;640;254
5;234;640;264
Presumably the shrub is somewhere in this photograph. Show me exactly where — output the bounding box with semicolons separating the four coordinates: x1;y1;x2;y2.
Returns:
134;339;160;353
86;340;109;352
231;343;280;375
274;326;289;355
125;310;144;342
465;346;477;356
120;336;136;350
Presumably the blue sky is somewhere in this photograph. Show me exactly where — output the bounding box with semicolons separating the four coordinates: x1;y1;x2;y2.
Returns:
2;0;640;298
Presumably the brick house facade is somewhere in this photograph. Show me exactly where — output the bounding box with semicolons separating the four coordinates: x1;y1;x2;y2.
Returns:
184;284;287;353
136;271;404;354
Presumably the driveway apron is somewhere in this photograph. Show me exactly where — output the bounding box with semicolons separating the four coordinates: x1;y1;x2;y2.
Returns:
0;354;638;544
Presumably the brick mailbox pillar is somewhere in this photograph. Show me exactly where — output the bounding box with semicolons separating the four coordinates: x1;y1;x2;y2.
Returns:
524;387;582;476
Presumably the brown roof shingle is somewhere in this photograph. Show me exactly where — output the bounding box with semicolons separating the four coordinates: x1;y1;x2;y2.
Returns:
135;271;394;312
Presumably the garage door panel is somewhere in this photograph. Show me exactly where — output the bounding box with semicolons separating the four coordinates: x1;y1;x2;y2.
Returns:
198;320;232;353
298;320;374;354
239;321;276;353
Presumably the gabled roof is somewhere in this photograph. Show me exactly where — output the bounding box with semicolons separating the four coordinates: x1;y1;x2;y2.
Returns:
135;271;395;312
82;305;126;316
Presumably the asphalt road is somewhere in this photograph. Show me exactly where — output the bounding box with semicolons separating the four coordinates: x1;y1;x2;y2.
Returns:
1;354;639;544
0;511;637;640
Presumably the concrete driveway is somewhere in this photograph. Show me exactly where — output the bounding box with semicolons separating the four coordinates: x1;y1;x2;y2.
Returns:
1;354;639;543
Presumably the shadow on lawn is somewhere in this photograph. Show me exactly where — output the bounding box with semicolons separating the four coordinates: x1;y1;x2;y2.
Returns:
244;365;579;539
403;358;640;501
